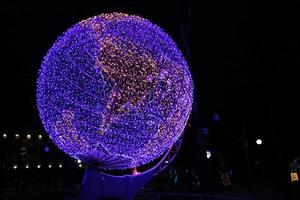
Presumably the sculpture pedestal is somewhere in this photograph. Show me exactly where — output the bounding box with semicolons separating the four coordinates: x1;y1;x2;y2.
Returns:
79;168;153;200
79;137;183;200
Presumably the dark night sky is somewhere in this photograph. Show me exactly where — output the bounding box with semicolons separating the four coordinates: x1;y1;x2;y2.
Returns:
1;0;300;187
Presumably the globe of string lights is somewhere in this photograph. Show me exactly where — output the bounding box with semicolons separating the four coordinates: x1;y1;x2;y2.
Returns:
37;13;193;170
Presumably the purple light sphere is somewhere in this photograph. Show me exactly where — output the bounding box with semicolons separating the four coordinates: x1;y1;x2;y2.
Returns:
37;13;193;169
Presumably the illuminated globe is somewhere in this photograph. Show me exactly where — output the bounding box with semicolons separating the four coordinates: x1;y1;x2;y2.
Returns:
37;13;193;169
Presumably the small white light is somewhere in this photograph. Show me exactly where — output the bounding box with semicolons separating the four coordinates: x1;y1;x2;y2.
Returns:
78;164;83;168
48;164;52;168
256;139;263;145
206;151;212;159
59;164;63;168
165;160;169;164
77;159;81;164
26;134;31;140
13;164;18;169
25;164;29;169
38;135;43;140
15;134;20;139
3;134;7;139
37;164;41;169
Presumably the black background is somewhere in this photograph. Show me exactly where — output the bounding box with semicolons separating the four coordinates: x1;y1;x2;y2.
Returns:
1;0;300;194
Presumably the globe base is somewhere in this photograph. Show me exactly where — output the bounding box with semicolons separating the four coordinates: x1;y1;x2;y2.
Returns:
79;137;183;200
79;167;153;200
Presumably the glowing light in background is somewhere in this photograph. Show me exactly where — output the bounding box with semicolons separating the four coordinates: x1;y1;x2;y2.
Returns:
212;113;221;123
201;128;209;135
291;172;299;182
14;134;20;140
37;13;193;169
3;133;7;139
26;134;31;140
44;146;50;153
256;138;263;146
38;134;43;140
206;151;211;159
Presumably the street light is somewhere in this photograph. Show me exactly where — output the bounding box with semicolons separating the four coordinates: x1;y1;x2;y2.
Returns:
256;139;263;146
38;135;43;140
26;134;31;140
15;134;20;140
